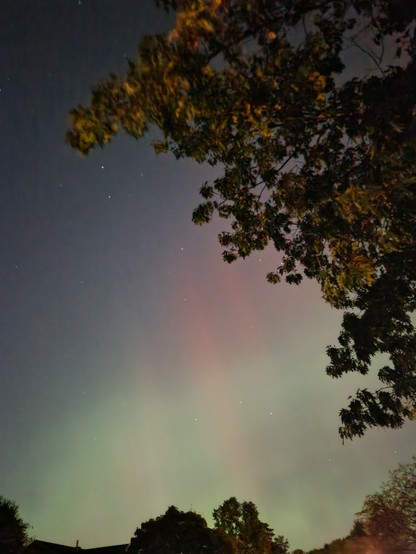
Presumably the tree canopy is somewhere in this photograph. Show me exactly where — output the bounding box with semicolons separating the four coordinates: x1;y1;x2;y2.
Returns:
0;496;30;554
126;505;235;553
126;499;289;554
67;0;416;439
357;455;416;550
213;497;289;553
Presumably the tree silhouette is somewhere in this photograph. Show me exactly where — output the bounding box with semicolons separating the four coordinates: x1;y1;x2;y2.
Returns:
358;456;416;550
213;497;289;553
126;505;235;553
0;496;30;554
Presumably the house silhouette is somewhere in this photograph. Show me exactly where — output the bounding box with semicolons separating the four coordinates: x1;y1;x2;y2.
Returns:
26;540;128;554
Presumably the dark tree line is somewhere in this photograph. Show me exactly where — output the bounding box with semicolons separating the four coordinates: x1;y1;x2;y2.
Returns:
3;458;416;552
127;497;289;554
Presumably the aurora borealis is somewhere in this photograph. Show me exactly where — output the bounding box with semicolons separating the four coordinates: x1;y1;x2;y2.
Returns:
1;1;415;551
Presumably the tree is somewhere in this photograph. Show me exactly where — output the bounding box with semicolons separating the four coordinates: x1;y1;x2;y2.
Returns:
349;519;367;539
67;0;416;439
271;535;290;554
126;505;236;553
359;494;411;551
0;496;30;554
213;497;289;553
357;456;416;549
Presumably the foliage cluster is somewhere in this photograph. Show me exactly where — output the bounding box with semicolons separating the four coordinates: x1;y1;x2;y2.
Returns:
0;496;31;554
67;0;416;440
126;497;289;554
308;456;416;553
126;505;235;553
357;455;416;549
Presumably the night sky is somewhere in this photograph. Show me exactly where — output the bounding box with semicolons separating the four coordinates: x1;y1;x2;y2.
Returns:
1;1;414;551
